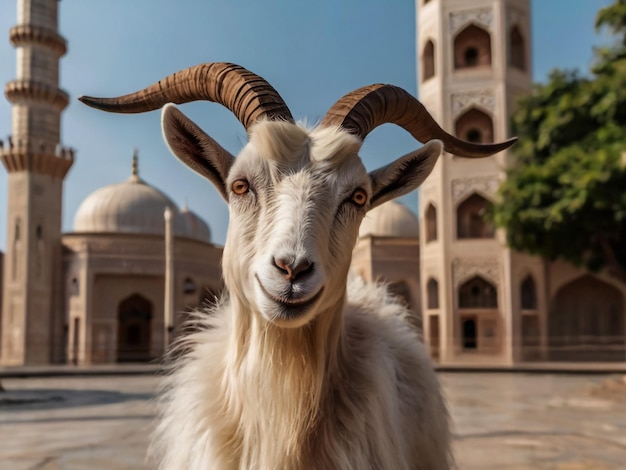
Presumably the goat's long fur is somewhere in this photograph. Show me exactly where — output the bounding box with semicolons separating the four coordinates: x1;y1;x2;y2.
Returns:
81;62;513;470
152;277;450;470
148;115;450;470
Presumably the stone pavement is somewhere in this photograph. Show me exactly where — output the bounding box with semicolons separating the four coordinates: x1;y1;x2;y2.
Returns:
0;373;625;469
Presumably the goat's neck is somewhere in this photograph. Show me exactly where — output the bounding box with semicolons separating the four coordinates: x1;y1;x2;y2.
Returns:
226;292;346;466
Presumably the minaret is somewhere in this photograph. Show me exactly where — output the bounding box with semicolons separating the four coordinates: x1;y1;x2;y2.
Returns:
1;0;73;365
417;0;535;365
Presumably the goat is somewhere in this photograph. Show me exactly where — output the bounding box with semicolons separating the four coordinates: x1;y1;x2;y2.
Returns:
80;62;515;470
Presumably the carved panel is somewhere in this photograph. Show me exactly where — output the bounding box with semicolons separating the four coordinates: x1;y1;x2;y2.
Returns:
507;7;526;28
451;175;500;202
451;89;495;119
449;8;493;35
452;257;501;288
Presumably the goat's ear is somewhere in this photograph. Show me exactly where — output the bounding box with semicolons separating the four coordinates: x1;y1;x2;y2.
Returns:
161;103;235;201
367;139;442;210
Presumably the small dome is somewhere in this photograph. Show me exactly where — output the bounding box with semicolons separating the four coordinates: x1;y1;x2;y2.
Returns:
73;154;212;242
74;175;180;236
178;206;212;243
359;200;419;238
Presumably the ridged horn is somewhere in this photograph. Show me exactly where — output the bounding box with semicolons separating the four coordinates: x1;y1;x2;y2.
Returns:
79;62;294;129
320;84;516;158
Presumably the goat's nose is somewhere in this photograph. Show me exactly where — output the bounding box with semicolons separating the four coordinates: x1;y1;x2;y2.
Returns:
273;257;313;282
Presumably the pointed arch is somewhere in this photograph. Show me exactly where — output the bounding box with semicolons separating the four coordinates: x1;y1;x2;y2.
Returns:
455;107;494;144
422;39;436;81
549;275;625;361
427;278;439;309
454;24;492;69
521;274;537;310
425;202;437;242
509;25;526;71
459;275;498;309
457;193;494;239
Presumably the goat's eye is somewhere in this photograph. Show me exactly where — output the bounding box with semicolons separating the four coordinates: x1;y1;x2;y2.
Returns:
232;179;250;195
350;188;368;206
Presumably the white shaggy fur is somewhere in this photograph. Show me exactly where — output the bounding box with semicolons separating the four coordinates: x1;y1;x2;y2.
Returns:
150;107;451;470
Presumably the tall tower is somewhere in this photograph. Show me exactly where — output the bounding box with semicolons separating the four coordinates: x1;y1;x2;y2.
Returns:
417;0;536;365
1;0;73;365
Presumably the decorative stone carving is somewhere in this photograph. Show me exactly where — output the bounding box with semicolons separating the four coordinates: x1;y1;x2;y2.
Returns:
507;7;525;29
449;8;493;35
451;175;500;202
451;89;495;118
452;257;501;288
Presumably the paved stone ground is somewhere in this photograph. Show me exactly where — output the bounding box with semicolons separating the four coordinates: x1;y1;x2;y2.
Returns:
0;373;625;469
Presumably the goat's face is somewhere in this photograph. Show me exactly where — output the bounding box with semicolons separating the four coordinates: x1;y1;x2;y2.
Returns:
162;105;441;328
224;123;374;327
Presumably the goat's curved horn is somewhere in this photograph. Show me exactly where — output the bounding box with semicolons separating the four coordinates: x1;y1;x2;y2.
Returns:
320;84;516;158
79;62;294;129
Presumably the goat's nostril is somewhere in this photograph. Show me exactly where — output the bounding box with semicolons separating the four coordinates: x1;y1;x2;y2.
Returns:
291;260;313;280
273;257;313;281
273;257;291;276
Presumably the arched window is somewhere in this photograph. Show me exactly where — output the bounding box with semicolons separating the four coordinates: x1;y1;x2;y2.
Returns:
35;223;44;278
455;108;494;144
459;276;498;308
427;278;439;309
509;25;526;71
12;218;21;280
457;194;494;239
521;275;537;310
454;24;492;69
425;203;437;242
422;40;435;81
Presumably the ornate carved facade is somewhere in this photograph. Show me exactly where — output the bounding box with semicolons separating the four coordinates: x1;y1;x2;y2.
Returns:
417;0;626;366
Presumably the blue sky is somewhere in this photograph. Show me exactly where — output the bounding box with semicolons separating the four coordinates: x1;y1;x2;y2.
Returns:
0;0;614;250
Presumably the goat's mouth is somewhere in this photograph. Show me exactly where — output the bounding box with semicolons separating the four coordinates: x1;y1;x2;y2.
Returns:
255;274;324;321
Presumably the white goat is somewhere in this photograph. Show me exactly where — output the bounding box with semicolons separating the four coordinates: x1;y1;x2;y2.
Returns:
80;63;515;470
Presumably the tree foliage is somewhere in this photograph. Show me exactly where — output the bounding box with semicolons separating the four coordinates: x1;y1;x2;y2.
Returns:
493;0;626;283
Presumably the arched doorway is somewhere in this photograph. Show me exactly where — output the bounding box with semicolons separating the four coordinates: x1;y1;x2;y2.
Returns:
462;318;478;350
117;294;153;362
458;276;499;353
549;275;625;362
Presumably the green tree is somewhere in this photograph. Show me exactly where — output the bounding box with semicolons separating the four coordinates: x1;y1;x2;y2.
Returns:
493;0;626;283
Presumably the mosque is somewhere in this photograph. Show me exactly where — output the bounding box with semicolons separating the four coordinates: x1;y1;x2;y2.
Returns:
1;0;625;367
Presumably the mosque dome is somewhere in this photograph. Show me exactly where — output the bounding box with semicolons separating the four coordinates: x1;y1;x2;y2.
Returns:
179;206;212;243
73;154;211;242
358;200;419;238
